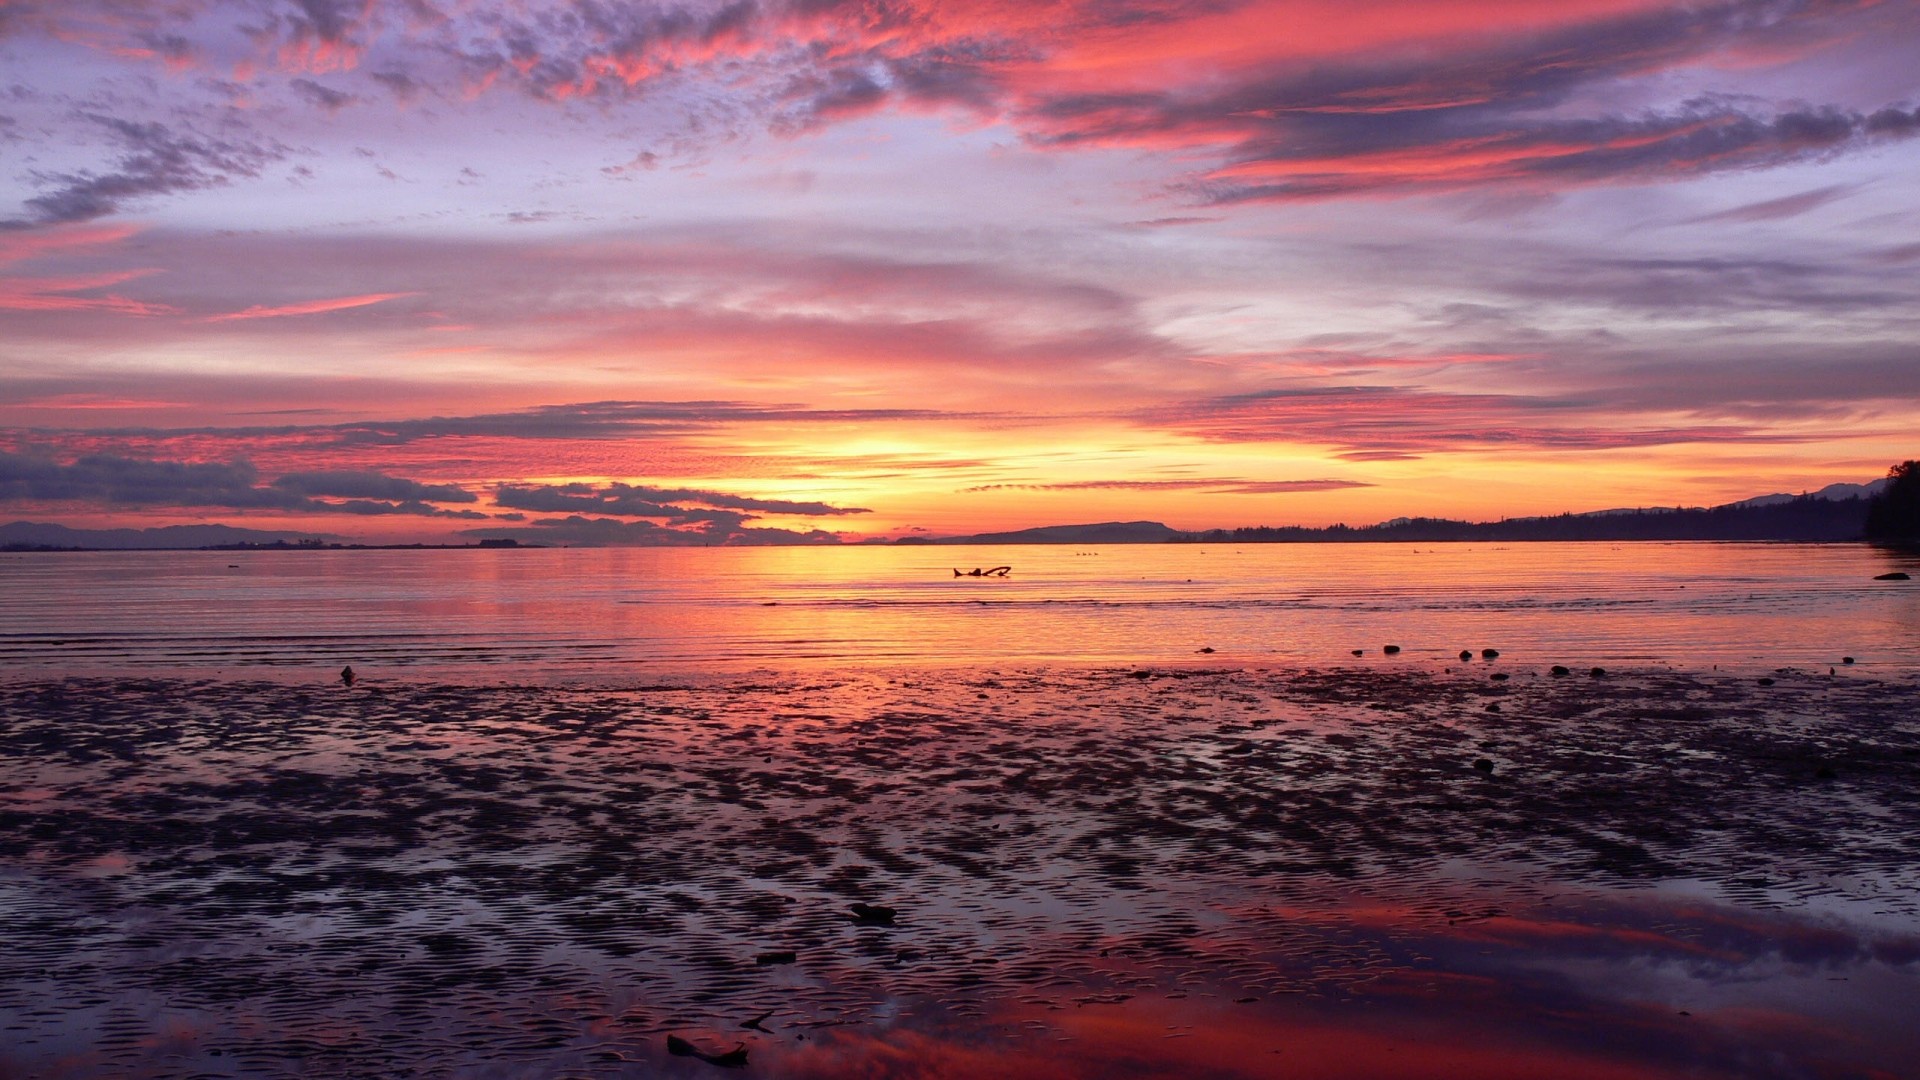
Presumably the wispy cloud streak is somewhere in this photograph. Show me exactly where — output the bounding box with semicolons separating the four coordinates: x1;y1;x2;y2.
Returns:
206;292;417;322
961;478;1372;494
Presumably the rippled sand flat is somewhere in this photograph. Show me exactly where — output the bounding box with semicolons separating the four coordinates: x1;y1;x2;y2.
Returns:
3;666;1917;1078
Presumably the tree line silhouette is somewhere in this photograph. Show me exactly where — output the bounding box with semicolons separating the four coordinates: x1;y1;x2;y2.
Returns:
1865;460;1920;542
1174;460;1920;545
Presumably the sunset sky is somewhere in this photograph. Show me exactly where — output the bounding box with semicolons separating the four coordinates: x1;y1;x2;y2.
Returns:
3;0;1917;544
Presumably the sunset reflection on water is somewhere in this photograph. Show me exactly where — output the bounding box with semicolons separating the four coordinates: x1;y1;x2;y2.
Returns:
3;541;1916;676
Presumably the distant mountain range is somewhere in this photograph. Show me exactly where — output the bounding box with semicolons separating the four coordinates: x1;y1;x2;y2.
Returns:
0;477;1897;549
912;478;1895;546
1728;480;1888;507
1577;479;1891;516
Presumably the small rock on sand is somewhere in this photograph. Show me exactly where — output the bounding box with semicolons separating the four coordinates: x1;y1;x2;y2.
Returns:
667;1035;748;1069
1472;758;1495;774
1490;672;1510;682
1351;649;1364;656
1842;656;1855;664
1383;645;1401;655
850;903;898;926
1459;650;1473;661
1874;572;1910;580
1590;667;1608;678
756;950;796;966
1551;665;1571;676
1481;648;1500;659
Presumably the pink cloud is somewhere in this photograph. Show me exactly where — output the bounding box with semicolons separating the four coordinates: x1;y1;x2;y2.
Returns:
961;478;1372;494
0;224;144;266
14;0;1909;210
204;291;417;322
0;268;173;316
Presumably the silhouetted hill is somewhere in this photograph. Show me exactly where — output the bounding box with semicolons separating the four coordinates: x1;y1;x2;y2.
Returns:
1181;494;1874;543
913;520;1183;545
909;486;1885;545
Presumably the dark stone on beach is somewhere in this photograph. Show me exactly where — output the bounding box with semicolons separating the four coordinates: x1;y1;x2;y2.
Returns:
1490;672;1509;682
1842;656;1855;664
1758;677;1775;686
1472;758;1495;774
1198;647;1215;654
1485;703;1501;713
1551;665;1571;676
850;902;898;926
1459;650;1473;661
1481;648;1499;659
1590;667;1608;678
1131;670;1153;679
1873;572;1910;580
340;665;355;687
1383;644;1401;654
666;1035;748;1069
756;950;796;966
1351;649;1364;656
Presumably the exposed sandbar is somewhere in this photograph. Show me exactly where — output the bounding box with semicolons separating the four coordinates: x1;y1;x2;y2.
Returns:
2;665;1916;1077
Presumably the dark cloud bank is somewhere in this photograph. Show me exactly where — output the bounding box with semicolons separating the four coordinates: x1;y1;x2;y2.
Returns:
0;450;873;546
0;452;484;518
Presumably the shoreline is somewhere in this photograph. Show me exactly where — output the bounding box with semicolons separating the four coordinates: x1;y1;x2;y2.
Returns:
2;652;1909;689
4;665;1917;1076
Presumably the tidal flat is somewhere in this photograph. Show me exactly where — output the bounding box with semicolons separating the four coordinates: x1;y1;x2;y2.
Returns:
2;666;1917;1078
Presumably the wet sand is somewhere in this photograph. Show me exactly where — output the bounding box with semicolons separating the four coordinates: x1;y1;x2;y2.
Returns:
2;664;1918;1077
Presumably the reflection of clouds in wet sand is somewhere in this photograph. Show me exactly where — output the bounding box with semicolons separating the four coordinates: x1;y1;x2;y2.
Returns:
0;668;1915;1077
782;972;1848;1080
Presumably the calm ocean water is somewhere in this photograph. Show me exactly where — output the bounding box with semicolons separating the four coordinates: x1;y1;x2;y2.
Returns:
2;541;1916;679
